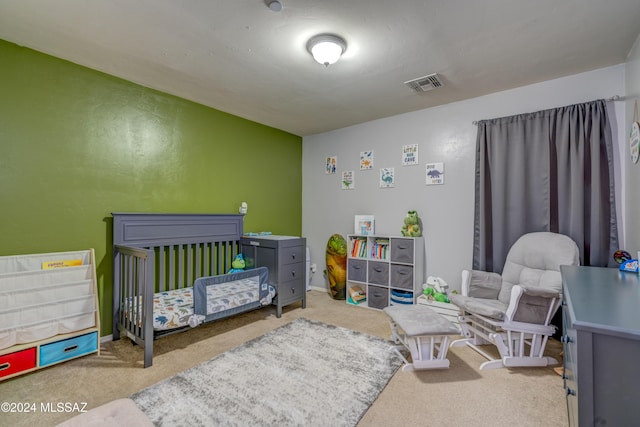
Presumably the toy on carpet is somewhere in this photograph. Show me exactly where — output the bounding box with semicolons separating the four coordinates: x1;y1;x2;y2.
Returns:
228;254;246;273
613;249;639;273
401;210;422;237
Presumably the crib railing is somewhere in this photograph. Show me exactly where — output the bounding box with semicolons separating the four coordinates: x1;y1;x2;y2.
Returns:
113;244;154;367
113;240;240;368
152;241;239;292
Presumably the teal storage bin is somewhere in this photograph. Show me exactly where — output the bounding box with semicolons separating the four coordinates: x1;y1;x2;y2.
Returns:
39;331;98;367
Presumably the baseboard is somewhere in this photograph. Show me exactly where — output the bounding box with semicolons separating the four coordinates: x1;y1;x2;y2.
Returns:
309;285;328;293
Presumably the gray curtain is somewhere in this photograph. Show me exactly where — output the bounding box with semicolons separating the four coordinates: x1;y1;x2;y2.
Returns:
473;99;618;272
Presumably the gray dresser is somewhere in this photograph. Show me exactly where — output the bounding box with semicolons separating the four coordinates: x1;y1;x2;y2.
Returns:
241;235;307;318
560;265;640;427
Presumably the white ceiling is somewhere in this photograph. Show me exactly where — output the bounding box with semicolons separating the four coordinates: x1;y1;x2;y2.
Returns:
1;0;639;136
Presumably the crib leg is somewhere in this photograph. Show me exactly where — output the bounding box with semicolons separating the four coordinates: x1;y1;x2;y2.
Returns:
144;340;153;368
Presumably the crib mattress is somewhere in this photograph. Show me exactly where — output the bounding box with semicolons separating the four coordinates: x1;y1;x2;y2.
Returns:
128;279;275;331
152;288;194;331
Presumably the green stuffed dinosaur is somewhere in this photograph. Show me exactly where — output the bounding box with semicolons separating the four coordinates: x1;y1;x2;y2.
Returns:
401;210;422;237
228;254;246;273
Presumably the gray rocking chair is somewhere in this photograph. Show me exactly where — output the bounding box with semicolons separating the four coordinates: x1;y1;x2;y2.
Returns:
450;232;579;370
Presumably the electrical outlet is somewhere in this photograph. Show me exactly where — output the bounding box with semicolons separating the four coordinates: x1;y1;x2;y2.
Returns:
310;263;317;273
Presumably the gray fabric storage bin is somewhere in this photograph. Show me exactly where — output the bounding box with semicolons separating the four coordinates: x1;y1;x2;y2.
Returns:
347;259;367;282
390;238;414;263
368;261;389;286
368;285;389;309
390;264;413;290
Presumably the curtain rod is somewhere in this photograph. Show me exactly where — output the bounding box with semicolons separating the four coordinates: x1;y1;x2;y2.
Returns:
471;95;624;125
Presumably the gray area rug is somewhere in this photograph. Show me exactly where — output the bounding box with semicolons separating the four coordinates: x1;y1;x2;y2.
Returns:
131;318;403;426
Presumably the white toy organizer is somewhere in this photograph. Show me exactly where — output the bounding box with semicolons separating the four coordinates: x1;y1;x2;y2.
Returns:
0;249;100;381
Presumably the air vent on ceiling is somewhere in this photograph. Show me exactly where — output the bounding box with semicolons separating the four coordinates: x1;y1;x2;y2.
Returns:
404;73;444;93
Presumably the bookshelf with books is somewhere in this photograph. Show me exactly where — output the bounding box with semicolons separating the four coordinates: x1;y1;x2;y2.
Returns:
346;234;424;310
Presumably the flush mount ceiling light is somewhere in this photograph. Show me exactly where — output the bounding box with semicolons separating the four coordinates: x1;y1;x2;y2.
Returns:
306;34;347;66
265;0;282;12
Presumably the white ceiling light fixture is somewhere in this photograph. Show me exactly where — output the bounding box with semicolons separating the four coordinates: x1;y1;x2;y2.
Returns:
306;34;347;67
265;1;282;12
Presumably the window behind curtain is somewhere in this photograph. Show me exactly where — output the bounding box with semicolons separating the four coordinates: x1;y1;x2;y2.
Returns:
473;99;618;272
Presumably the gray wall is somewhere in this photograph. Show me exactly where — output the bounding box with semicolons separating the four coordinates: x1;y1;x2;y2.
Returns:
302;64;626;292
626;34;640;256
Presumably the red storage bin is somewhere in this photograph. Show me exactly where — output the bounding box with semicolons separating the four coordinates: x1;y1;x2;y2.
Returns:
0;347;37;378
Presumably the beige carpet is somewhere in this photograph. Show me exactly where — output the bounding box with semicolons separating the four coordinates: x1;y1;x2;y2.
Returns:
1;290;568;427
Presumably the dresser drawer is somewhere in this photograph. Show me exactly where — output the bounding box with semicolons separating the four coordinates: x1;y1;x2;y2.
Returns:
278;261;305;282
347;259;367;282
368;261;389;286
280;246;305;265
0;347;37;378
276;279;305;305
40;332;98;367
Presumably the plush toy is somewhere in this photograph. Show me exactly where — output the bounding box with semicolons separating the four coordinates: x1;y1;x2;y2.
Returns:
423;286;450;303
423;281;450;303
228;254;246;273
401;210;422;237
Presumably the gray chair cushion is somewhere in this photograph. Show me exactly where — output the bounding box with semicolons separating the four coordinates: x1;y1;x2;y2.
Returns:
449;294;508;320
511;292;558;324
383;305;459;336
467;270;502;299
498;232;580;305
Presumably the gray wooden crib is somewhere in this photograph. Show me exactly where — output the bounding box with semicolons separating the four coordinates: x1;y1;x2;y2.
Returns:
112;213;273;368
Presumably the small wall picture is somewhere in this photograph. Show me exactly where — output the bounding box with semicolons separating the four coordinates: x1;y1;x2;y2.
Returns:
354;215;375;235
402;144;419;166
342;171;354;189
380;167;395;188
426;162;444;185
360;151;374;170
325;156;337;174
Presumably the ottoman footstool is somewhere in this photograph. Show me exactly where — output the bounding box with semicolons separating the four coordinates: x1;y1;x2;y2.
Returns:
383;304;460;371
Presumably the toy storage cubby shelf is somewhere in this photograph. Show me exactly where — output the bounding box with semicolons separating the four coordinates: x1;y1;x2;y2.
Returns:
0;249;100;381
346;235;425;310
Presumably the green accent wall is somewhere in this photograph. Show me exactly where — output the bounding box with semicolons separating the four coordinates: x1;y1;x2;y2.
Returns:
0;39;302;336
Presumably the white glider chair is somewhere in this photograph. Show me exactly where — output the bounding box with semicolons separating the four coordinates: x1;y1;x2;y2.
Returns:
450;232;579;370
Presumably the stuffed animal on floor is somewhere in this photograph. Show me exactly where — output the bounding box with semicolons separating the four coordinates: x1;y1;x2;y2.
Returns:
228;254;246;273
